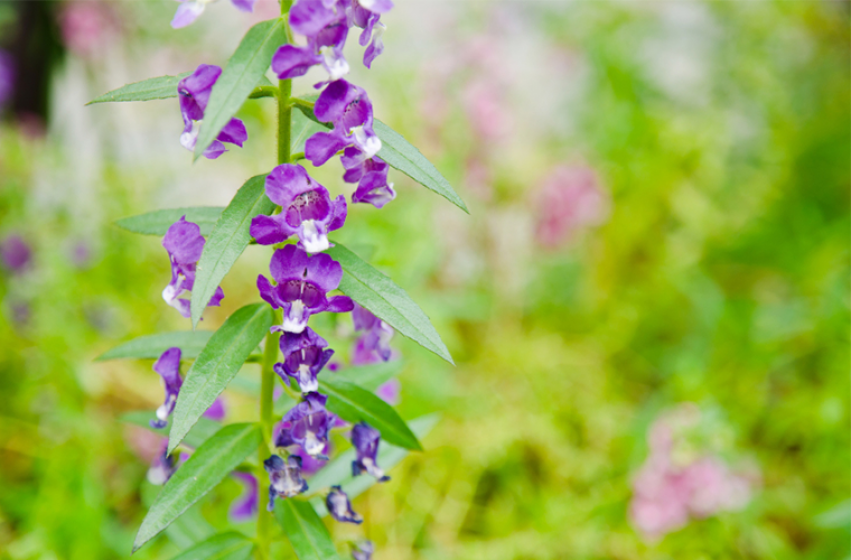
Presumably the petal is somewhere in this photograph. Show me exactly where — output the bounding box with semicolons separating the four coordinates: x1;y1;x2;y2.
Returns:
257;275;284;309
326;295;355;313
313;79;357;123
178;64;221;113
207;286;225;307
217;118;248;147
270;244;310;283
289;0;337;37
265;164;314;207
163;216;205;264
250;214;292;246
230;0;256;12
203;140;228;159
229;472;259;522
304;130;348;167
171;1;206;29
304;252;343;292
153;347;182;388
272;45;321;80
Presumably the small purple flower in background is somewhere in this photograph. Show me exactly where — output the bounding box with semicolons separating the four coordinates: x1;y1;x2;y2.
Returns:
151;348;182;429
249;164;347;252
1;235;32;274
352;540;374;560
351;422;389;482
348;0;394;68
0;50;15;109
257;244;354;334
203;396;227;421
178;65;248;159
275;392;336;458
275;327;335;393
162;216;224;318
147;443;187;485
264;454;308;510
351;303;394;363
229;472;258;522
535;165;610;249
290;443;329;475
171;0;256;29
375;379;400;405
326;485;363;524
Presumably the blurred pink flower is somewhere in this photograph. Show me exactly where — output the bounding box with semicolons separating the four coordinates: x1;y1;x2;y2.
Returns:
535;165;610;248
375;378;400;405
60;2;120;59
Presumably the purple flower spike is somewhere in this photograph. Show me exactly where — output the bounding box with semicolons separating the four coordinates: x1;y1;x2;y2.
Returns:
171;0;256;29
276;393;336;458
162;216;224;318
151;348;182;429
351;422;389;482
249;164;347;252
352;540;375;560
264;454;309;510
275;328;334;393
306;80;381;167
178;64;248;159
352;303;394;362
229;472;259;522
256;244;354;334
326;486;363;524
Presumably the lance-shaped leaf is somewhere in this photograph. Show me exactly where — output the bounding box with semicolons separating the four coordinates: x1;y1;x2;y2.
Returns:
275;499;341;560
96;331;213;361
190;175;274;327
326;243;453;365
294;100;467;213
195;19;286;160
319;377;421;451
87;72;191;105
116;207;225;236
168;304;272;454
134;423;262;552
141;483;215;549
331;361;404;392
169;532;254;560
122;412;222;451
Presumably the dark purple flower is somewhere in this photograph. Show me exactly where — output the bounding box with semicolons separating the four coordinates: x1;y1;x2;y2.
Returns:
273;10;350;82
162;216;224;318
326;485;363;524
256;244;354;334
264;454;309;510
0;50;14;108
275;392;336;458
147;443;184;485
178;64;248;159
351;422;389;482
275;327;334;393
230;471;259;522
171;0;256;29
352;540;374;560
151;348;182;429
249;164;347;252
1;235;32;274
351;303;394;362
344;153;395;209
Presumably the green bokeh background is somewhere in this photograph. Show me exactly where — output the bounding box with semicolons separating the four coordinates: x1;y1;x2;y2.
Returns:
0;1;848;559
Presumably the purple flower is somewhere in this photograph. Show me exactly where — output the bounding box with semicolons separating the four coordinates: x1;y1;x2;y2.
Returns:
229;472;259;522
0;50;14;108
273;10;350;82
352;303;394;362
264;454;309;510
352;540;374;560
178;65;248;159
290;443;330;475
249;164;347;252
289;0;339;38
147;443;185;485
1;235;32;274
326;485;363;524
346;154;395;209
348;0;393;68
275;392;336;458
351;422;389;482
275;327;334;393
256;244;354;334
375;379;400;405
162;216;224;318
151;348;183;429
203;397;226;421
171;0;256;29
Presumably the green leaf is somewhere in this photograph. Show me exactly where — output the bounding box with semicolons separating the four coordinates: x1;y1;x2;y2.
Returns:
141;483;215;548
168;304;272;454
96;331;213;361
291;109;329;155
190;175;274;327
169;532;254;560
326;243;453;365
87;72;190;105
134;423;262;552
275;499;341;560
331;361;404;391
121;412;222;450
195;19;286;160
115;207;225;236
318;377;422;451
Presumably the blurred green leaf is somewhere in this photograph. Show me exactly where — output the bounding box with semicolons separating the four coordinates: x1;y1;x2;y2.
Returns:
122;412;221;450
96;331;213;361
330;361;404;391
274;499;341;560
319;377;422;451
169;532;254;560
115;207;225;236
134;423;262;552
195;18;286;160
87;72;190;104
190;175;274;327
327;243;453;365
168;304;272;454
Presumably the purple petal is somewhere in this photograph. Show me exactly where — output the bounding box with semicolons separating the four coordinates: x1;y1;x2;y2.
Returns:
217;118;248;147
352;303;378;331
151;348;182;429
171;1;206;29
305;130;348;167
359;0;393;13
163;216;205;264
265;164;315;207
326;295;355;313
327;195;348;231
272;45;321;80
250;214;292;246
257;274;284;309
208;286;225;307
229;472;259;522
270;244;311;284
178;64;221;115
304;252;343;292
1;235;32;273
376;379;400;405
202;139;228;159
363;24;385;68
289;0;337;37
203;397;226;421
230;0;256;12
326;486;363;524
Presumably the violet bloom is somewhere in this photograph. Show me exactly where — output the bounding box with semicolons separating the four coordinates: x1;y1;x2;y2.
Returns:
352;303;394;362
151;348;182;429
162;216;224;318
178;65;248;159
147;443;185;485
0;50;14;108
171;0;256;29
257;244;354;334
351;422;389;482
343;153;395;209
264;454;309;510
276;392;336;458
1;235;32;274
326;485;363;524
352;540;374;560
229;472;259;522
275;327;334;393
203;397;226;421
273;8;349;82
249;164;347;252
348;0;394;68
289;442;330;476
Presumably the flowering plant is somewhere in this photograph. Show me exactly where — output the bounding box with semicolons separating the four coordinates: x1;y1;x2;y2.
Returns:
90;2;466;558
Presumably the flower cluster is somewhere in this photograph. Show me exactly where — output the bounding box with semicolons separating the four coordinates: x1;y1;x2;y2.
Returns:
161;216;224;317
178;65;248;159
